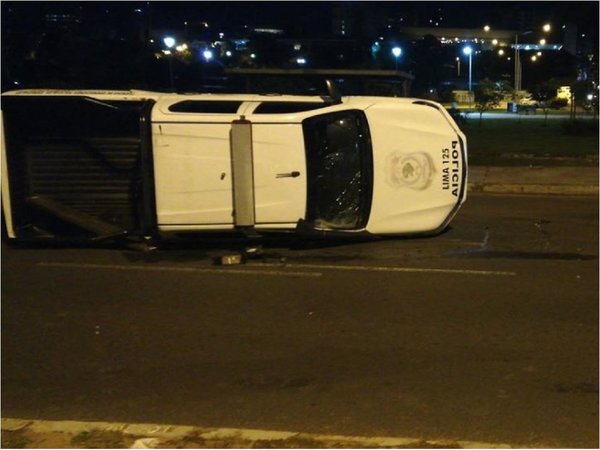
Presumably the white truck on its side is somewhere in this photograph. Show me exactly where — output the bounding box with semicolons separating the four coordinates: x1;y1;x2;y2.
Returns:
1;89;467;244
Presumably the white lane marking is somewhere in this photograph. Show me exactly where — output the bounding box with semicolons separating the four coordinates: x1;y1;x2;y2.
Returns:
1;417;515;448
37;262;322;278
37;261;516;277
255;262;517;276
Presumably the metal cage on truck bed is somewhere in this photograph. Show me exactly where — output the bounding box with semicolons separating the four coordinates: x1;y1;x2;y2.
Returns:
2;95;157;242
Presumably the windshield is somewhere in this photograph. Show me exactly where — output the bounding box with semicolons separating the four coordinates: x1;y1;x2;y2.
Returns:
302;110;373;230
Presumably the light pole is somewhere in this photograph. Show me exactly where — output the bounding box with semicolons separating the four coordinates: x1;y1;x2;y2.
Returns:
163;36;176;91
515;25;550;92
514;33;531;92
463;46;473;92
392;46;402;71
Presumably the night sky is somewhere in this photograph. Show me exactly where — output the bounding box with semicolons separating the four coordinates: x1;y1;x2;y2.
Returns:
3;1;599;35
1;1;597;93
135;2;598;32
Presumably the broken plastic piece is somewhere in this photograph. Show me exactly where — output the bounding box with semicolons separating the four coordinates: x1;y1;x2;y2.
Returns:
244;246;263;258
130;438;160;449
220;254;244;265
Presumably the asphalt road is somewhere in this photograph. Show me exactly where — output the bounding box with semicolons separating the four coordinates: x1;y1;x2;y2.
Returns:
2;193;598;448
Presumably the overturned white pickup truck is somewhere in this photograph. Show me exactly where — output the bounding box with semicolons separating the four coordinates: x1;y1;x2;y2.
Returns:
1;89;466;243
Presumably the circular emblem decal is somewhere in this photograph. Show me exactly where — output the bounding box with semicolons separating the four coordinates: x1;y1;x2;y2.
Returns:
385;152;434;190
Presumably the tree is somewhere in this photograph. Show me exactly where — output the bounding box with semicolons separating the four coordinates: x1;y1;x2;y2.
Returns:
473;78;507;125
531;79;560;125
570;80;594;120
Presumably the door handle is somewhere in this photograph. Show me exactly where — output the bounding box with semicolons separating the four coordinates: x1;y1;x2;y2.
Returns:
276;171;301;178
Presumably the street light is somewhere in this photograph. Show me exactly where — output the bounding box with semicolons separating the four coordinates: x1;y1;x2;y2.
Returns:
463;46;473;92
514;25;550;91
391;46;402;70
163;36;176;49
203;50;213;61
163;36;176;91
514;30;533;92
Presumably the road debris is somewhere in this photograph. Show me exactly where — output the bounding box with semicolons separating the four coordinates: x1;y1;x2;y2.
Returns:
218;254;244;265
130;437;160;448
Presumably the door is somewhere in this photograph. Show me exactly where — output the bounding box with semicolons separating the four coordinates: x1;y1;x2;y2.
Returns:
153;122;234;227
251;123;307;227
152;110;307;230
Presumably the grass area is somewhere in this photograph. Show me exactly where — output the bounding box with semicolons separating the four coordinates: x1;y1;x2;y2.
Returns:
460;118;599;166
1;430;31;449
71;430;128;448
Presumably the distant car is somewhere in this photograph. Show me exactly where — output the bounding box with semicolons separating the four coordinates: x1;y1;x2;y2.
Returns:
1;89;467;243
517;103;538;114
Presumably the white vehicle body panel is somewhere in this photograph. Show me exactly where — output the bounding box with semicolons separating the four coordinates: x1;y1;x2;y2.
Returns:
0;110;16;238
152;122;234;227
250;123;306;228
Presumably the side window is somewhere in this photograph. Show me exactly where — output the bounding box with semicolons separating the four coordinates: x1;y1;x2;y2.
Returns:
253;102;326;114
168;101;243;114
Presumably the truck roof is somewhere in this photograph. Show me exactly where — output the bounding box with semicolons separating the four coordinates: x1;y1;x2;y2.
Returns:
2;89;424;108
2;89;324;103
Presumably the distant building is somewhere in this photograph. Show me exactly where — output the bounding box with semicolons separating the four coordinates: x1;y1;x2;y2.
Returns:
400;26;565;54
223;67;414;97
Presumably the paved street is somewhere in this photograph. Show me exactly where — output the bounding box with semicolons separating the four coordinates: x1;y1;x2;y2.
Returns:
2;193;598;448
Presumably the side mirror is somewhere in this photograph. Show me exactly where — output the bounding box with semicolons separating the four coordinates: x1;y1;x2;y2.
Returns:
325;79;342;105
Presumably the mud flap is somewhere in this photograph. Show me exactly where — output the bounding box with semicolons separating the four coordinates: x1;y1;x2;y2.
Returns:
230;117;259;237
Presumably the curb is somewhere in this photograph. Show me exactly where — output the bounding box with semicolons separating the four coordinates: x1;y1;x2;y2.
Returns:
468;182;599;196
467;166;599;196
2;418;514;449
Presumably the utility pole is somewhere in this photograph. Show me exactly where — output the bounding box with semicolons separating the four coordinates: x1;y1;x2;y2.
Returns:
514;34;521;92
